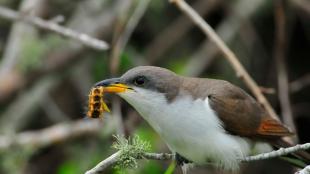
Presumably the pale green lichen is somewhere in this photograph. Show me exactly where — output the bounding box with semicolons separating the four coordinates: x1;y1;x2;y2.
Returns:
112;135;151;170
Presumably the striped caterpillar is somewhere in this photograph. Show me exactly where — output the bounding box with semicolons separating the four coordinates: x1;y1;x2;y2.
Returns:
87;86;110;118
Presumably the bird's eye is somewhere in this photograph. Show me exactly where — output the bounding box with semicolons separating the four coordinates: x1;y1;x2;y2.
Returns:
134;76;146;86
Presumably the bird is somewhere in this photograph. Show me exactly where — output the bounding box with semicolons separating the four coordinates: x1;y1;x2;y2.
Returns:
95;66;310;171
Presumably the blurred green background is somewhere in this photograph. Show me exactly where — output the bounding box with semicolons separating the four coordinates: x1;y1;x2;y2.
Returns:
0;0;309;173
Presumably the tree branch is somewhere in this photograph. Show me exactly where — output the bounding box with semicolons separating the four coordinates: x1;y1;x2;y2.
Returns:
142;152;174;161
0;6;109;50
242;143;310;162
0;119;103;150
85;151;122;174
169;0;280;121
85;142;310;174
85;151;173;174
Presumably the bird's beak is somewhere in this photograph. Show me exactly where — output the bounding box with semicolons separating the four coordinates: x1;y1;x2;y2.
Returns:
94;78;133;93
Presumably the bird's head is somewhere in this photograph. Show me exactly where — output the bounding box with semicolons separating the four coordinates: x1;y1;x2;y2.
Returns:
95;66;181;114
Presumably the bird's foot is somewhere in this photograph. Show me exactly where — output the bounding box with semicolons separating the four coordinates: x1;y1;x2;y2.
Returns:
175;153;191;165
175;153;192;174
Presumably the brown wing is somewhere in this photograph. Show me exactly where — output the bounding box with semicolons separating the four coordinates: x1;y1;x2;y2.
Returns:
209;94;293;138
206;80;293;138
181;77;292;138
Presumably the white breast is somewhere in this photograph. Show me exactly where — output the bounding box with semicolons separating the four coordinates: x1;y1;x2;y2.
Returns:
119;88;270;170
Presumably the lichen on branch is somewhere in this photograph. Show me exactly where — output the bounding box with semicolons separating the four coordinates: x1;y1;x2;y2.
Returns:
112;135;151;170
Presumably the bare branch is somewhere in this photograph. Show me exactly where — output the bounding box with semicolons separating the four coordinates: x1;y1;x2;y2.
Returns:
142;152;174;161
259;86;276;95
169;0;280;121
242;143;310;162
0;6;109;50
85;151;122;174
85;141;310;174
0;119;103;150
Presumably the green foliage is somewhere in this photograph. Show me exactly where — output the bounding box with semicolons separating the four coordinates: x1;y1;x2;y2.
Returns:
112;135;151;171
57;161;78;174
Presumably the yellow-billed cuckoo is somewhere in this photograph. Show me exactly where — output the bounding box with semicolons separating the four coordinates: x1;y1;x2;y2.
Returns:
95;66;310;170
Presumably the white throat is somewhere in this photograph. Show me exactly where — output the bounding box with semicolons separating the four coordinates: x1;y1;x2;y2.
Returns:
119;88;271;170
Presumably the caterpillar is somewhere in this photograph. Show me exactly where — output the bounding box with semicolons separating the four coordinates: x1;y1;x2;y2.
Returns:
87;86;110;118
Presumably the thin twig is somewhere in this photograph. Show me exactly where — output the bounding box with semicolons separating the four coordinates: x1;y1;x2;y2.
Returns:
85;151;122;174
259;86;276;95
169;0;279;121
0;6;109;50
242;143;310;162
85;142;310;174
274;0;297;142
142;152;174;160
